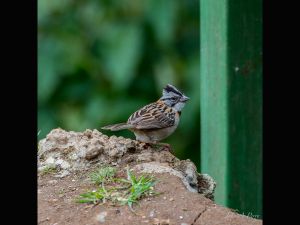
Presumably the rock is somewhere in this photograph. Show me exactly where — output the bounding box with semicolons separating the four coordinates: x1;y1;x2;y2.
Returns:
38;128;216;197
55;159;70;169
54;170;70;178
47;180;58;185
85;146;104;160
149;209;155;218
134;159;214;198
197;174;217;200
38;129;262;225
96;211;107;223
45;157;55;164
153;218;170;225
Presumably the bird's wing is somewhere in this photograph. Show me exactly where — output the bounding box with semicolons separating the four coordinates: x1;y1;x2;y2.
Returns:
127;102;176;129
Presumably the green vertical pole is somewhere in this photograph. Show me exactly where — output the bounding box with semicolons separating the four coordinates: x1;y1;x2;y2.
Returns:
200;0;229;206
200;0;262;217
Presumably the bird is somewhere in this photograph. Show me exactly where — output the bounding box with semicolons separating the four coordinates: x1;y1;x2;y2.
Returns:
101;84;189;150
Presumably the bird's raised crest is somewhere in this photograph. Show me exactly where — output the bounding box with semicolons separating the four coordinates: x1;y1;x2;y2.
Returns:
163;84;183;97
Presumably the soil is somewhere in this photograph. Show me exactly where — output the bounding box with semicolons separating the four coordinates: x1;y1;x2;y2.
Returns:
38;170;261;225
38;129;262;225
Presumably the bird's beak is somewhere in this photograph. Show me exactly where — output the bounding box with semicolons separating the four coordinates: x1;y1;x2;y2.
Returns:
181;95;190;102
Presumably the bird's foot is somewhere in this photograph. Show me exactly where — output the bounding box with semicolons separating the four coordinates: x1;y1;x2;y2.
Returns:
159;143;173;152
140;142;151;149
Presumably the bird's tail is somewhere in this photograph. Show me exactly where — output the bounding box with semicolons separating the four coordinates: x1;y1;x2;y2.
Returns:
101;123;134;131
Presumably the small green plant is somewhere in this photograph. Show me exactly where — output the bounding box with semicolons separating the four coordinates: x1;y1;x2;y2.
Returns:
124;167;156;210
40;165;57;175
76;166;156;211
89;166;117;185
77;184;110;204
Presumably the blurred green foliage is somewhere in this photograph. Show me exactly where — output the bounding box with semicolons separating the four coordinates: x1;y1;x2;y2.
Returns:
38;0;200;167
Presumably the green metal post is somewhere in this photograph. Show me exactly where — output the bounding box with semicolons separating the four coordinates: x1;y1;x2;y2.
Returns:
200;0;262;217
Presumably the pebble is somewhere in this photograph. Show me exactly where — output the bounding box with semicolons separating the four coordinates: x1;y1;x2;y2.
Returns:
96;211;107;223
179;216;183;219
149;210;155;217
169;198;174;201
54;170;69;178
163;196;167;200
48;180;58;185
68;186;77;191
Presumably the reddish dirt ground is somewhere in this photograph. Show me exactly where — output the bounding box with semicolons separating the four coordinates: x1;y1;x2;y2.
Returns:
38;170;262;225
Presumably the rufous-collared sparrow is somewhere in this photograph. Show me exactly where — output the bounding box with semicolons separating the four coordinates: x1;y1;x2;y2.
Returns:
102;84;189;148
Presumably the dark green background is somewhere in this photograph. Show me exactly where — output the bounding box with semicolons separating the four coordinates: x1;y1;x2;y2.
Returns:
38;0;201;167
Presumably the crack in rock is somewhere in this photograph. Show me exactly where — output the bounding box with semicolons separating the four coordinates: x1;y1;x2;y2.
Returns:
191;207;208;225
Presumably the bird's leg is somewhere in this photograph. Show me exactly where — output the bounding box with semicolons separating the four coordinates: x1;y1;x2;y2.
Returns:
142;142;152;149
158;142;172;152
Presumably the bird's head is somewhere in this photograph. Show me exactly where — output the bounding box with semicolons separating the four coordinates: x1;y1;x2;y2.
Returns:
159;84;190;112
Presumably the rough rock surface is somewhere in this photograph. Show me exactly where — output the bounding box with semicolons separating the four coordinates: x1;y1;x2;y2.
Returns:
38;128;262;225
38;128;215;199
